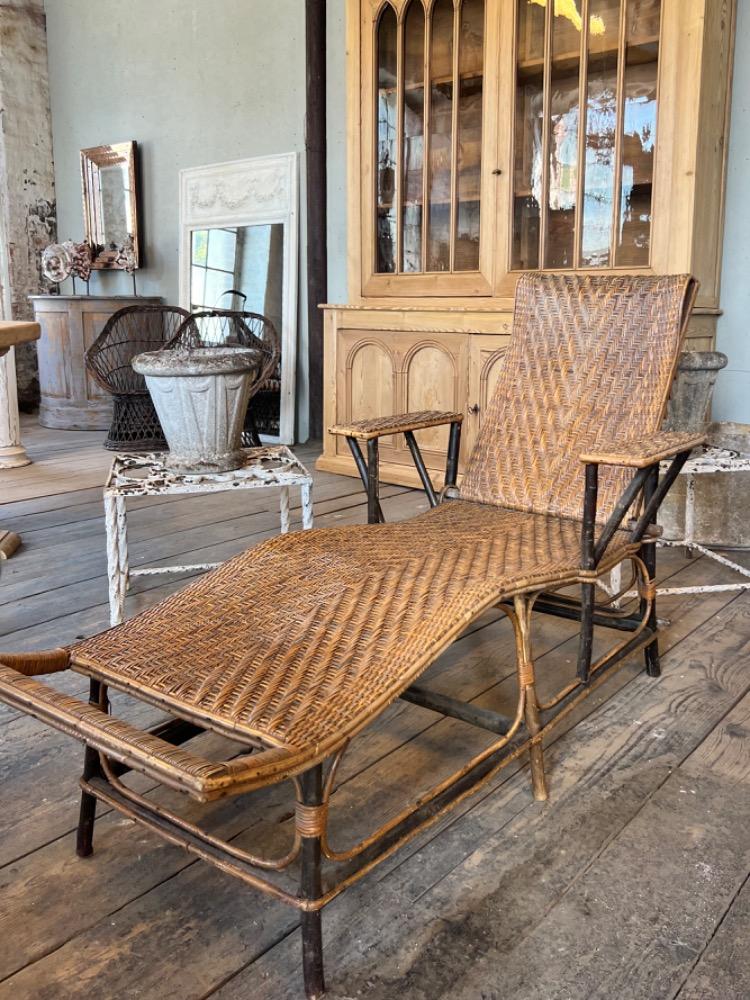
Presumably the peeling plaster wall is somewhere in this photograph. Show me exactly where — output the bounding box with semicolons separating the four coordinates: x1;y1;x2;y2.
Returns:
0;0;56;406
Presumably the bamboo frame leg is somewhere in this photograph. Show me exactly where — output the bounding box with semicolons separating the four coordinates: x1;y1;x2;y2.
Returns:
280;486;291;534
76;679;105;858
513;596;548;802
298;765;326;999
642;465;661;677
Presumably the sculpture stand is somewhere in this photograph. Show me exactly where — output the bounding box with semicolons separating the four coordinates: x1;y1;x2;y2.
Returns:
0;347;30;469
0;321;42;559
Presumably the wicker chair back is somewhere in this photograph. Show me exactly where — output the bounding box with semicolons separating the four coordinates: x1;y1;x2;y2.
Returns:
85;305;191;396
460;273;698;523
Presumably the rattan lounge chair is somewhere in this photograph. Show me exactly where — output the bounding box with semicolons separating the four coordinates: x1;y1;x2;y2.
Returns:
0;274;704;998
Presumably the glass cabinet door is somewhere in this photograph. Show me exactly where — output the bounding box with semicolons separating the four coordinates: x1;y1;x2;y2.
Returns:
372;0;487;282
511;0;661;272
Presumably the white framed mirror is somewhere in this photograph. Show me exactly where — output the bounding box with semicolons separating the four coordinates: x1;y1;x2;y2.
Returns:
179;153;298;444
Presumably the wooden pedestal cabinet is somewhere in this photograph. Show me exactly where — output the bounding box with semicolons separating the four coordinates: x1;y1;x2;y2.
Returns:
319;0;737;488
30;295;161;431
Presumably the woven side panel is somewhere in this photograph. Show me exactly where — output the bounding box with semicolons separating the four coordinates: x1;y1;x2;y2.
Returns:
460;274;695;522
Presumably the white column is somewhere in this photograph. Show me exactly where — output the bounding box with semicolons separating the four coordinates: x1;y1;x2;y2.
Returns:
0;347;30;469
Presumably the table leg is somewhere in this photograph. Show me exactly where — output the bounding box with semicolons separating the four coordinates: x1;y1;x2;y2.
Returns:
684;472;696;559
280;486;291;534
104;495;126;627
116;497;129;592
301;482;314;530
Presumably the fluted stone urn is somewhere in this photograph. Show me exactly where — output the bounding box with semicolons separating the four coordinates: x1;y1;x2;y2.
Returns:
133;347;260;474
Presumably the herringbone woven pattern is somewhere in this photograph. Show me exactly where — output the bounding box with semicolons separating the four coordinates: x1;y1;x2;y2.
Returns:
71;501;636;768
460;274;696;522
330;410;463;440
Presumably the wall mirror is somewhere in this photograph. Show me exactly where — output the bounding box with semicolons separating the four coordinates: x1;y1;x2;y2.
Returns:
80;141;139;268
179;153;299;444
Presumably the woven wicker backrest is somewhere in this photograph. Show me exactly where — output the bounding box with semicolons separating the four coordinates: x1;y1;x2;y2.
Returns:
168;310;280;402
460;274;697;523
86;305;191;396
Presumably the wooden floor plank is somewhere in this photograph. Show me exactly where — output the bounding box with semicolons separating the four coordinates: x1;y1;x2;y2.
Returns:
1;573;746;999
1;422;749;1000
210;594;750;1000
675;873;750;1000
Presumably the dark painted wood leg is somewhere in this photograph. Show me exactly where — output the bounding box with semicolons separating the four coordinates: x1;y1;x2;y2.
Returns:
346;436;384;523
76;679;105;858
577;462;598;685
299;765;326;999
366;438;380;527
641;465;661;677
577;582;596;685
444;420;462;491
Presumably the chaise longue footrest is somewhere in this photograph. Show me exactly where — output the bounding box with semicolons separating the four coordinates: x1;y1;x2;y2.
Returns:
0;662;291;802
329;410;463;440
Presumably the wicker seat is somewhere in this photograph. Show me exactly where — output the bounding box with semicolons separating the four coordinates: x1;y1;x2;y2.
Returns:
85;305;191;450
0;274;704;1000
167;310;280;446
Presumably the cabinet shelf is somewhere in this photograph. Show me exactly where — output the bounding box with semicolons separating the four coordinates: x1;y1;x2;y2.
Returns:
517;34;659;80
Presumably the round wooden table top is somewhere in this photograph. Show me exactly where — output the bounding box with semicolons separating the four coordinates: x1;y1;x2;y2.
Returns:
0;321;41;350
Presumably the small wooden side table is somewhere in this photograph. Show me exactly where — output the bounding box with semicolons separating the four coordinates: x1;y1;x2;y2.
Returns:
103;446;314;625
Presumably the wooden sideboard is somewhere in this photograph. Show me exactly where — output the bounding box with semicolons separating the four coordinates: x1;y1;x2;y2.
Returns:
30;295;161;430
318;0;736;489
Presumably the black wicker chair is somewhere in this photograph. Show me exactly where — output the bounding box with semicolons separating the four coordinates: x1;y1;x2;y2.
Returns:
168;310;280;446
85;305;191;451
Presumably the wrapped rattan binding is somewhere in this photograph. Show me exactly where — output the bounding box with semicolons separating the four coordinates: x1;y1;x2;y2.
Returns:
0;648;70;676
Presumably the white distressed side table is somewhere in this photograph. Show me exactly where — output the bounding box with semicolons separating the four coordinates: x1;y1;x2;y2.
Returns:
605;446;750;604
104;446;314;625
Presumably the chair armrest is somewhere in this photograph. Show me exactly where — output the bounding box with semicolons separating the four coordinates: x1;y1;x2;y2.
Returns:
329;410;463;441
580;430;706;469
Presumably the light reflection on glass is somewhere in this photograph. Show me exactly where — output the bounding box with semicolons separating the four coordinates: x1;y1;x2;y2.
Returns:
512;0;661;271
427;0;454;271
376;5;398;274
402;0;425;273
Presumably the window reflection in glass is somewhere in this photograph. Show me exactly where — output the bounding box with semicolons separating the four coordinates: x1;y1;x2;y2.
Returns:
402;1;425;273
511;0;661;272
427;0;454;272
512;0;545;270
376;5;398;274
616;0;660;266
545;5;582;268
455;0;484;271
580;0;620;267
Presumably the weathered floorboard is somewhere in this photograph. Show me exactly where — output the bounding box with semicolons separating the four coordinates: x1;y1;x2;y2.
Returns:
0;423;748;999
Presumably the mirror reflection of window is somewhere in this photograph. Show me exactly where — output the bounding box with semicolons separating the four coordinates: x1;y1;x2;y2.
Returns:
98;164;131;247
189;222;285;435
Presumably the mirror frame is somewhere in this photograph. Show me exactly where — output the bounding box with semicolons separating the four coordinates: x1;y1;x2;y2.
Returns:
179;153;299;445
80;140;140;269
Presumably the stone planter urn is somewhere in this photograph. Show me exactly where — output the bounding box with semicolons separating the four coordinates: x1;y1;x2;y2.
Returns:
663;350;728;433
132;347;260;474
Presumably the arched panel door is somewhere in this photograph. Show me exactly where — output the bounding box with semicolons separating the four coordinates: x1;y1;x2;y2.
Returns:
466;331;511;455
337;332;398;455
401;332;469;471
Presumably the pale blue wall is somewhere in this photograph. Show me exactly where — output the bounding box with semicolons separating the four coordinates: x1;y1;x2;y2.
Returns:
43;0;350;442
714;0;750;424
